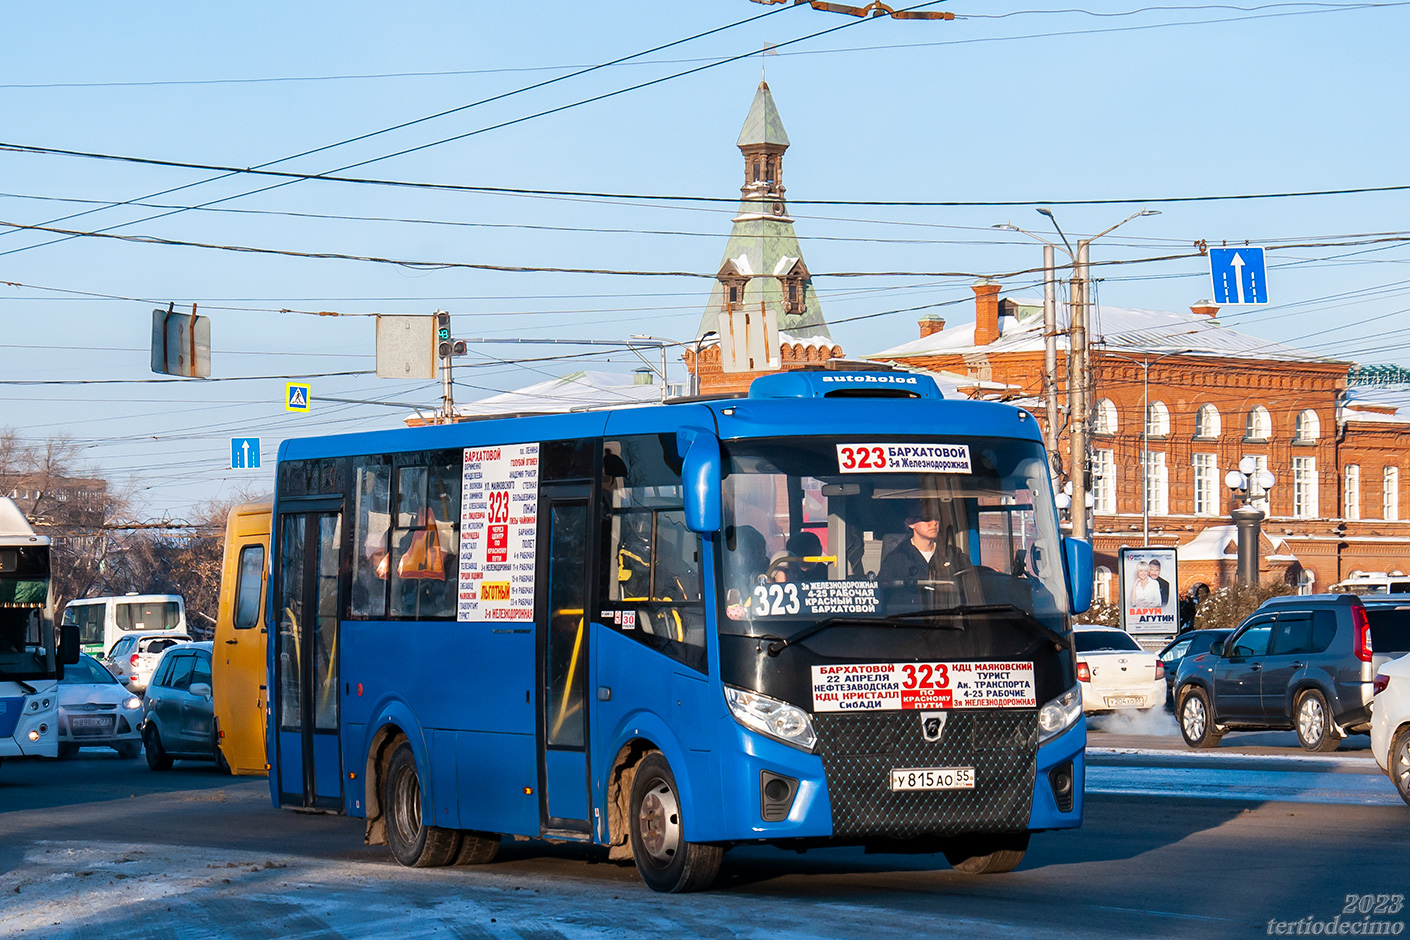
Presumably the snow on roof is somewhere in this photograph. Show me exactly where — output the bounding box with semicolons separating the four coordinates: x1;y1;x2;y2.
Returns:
1342;383;1410;424
1176;523;1288;562
872;300;1341;364
433;371;662;420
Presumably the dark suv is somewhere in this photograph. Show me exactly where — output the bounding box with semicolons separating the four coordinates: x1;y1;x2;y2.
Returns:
1174;594;1410;751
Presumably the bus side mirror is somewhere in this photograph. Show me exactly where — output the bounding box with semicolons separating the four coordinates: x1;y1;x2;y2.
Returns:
1063;537;1093;614
677;426;722;533
59;623;81;665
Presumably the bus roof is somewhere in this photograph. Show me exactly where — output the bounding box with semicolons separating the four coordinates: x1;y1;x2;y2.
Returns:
276;371;1043;464
0;497;48;547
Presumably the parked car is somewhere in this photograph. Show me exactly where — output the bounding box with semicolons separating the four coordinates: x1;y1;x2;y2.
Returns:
140;642;226;771
1074;626;1165;713
1174;594;1410;751
1157;629;1233;707
102;631;192;692
1371;651;1410;806
55;654;144;759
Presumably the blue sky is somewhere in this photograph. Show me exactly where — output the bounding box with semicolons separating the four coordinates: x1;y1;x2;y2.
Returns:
1;1;1407;516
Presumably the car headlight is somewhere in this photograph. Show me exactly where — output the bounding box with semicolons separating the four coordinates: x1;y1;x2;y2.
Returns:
124;697;142;711
1038;685;1083;743
724;685;817;752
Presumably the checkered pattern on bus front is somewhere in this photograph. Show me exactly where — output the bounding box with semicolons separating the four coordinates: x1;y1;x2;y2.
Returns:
813;710;1037;840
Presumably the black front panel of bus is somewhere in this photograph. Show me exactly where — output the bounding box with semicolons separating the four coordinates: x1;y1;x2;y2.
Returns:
717;622;1072;710
719;624;1062;840
812;710;1036;839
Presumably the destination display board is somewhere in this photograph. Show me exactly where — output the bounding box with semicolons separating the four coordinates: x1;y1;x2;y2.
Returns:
458;443;539;622
811;661;1036;712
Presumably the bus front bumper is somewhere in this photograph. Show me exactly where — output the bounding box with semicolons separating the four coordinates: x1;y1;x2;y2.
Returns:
710;711;1084;844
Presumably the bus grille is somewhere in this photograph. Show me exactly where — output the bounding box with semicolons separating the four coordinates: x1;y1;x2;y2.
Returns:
813;710;1037;840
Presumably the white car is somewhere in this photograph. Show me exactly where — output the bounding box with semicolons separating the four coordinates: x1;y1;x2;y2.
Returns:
1074;626;1165;713
56;654;145;759
1371;651;1410;806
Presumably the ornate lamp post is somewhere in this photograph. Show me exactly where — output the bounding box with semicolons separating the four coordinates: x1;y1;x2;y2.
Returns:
1225;456;1277;586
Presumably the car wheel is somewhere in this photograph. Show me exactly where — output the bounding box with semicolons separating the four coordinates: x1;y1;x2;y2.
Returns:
1178;687;1222;748
454;832;501;866
57;743;79;760
384;742;461;868
1295;689;1340;752
115;741;141;760
1391;726;1410;808
628;752;722;893
144;726;173;771
943;832;1030;874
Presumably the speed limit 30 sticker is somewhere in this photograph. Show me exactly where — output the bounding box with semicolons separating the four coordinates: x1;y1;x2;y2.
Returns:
811;661;1035;712
835;443;971;474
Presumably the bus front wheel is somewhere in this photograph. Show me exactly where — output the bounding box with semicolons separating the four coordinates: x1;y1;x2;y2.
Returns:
942;832;1030;874
384;742;461;868
628;752;722;893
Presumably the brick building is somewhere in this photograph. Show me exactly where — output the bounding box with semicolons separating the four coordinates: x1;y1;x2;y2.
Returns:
874;285;1410;600
685;81;843;395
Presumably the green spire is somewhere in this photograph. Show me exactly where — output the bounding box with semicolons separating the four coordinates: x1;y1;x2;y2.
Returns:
736;81;790;149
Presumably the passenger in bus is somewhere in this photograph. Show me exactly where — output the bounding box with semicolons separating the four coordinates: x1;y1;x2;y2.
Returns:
769;531;829;583
724;524;769;588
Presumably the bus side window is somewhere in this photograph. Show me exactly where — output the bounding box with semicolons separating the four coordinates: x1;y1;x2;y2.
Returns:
350;456;392;618
600;435;707;674
389;454;461;620
233;545;265;629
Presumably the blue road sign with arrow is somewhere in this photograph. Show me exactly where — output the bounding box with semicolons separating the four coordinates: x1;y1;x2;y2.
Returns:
231;437;261;470
1209;246;1268;305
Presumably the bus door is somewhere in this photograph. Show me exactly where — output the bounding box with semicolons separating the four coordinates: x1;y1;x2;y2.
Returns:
536;483;595;836
273;501;344;810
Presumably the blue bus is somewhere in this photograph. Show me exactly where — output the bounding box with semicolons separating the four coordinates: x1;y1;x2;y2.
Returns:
266;368;1092;892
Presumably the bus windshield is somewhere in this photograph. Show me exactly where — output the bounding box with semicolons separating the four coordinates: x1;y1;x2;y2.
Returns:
719;436;1069;638
0;545;52;675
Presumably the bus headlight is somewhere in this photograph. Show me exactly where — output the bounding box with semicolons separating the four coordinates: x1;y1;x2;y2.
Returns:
724;685;817;752
1038;685;1082;743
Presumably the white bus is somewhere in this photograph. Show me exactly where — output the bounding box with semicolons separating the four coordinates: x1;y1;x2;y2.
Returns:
1;497;74;765
63;594;187;659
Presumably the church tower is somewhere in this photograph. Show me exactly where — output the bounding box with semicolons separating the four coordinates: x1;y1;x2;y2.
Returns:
686;82;842;394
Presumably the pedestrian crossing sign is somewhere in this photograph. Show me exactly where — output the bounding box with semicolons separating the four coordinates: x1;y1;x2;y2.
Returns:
286;383;311;412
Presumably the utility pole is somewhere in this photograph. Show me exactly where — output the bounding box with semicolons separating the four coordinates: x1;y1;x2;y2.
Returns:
1069;242;1091;539
1042;245;1060;485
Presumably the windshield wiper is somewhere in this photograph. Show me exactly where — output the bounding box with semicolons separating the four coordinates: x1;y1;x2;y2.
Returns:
764;603;1068;657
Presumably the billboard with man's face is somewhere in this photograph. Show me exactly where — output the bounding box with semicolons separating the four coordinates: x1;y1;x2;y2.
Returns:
1118;547;1179;635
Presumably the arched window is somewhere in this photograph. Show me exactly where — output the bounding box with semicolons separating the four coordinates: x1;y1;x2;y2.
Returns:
1297;568;1316;596
1195;403;1222;439
1295;409;1320;442
1145;401;1170;437
1246;405;1272;441
1092;398;1118;435
1095;566;1114;603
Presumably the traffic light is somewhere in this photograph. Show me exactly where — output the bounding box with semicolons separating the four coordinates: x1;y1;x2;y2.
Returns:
451;340;467;356
436;312;452;359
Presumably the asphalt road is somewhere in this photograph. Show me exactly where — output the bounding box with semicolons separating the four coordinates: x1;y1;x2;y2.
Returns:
1;729;1407;940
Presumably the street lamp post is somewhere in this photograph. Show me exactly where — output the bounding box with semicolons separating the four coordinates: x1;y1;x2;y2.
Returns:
1026;208;1160;539
691;330;719;397
1225;456;1277;586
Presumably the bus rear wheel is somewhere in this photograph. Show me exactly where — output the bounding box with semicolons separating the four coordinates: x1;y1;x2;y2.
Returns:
628;752;722;893
384;742;461;868
942;832;1030;874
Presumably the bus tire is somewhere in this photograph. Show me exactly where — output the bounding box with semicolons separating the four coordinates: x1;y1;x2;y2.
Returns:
628;752;722;893
384;743;461;868
454;832;501;865
943;832;1030;874
144;726;173;771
